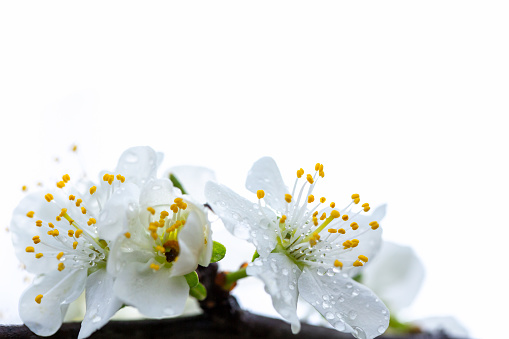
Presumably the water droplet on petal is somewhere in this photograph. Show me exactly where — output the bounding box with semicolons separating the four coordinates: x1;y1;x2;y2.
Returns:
333;320;346;331
282;268;289;276
325;312;334;320
348;310;358;320
91;315;102;323
378;325;386;334
352;288;360;297
352;327;367;339
346;282;353;289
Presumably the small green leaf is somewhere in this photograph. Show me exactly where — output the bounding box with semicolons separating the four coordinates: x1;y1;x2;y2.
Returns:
251;250;259;262
352;273;363;283
189;283;207;301
210;241;226;263
184;271;199;288
169;173;187;194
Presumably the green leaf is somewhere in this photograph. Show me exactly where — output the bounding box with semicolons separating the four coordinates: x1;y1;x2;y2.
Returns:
251;250;259;262
184;271;199;288
169;173;187;195
189;283;207;301
352;274;363;283
210;241;226;263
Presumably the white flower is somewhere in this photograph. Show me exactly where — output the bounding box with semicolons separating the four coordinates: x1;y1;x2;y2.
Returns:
10;146;161;338
101;177;212;318
205;157;390;339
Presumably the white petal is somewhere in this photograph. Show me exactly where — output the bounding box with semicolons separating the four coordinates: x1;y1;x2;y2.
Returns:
78;269;123;339
361;242;425;311
97;183;140;241
205;181;277;257
170;211;204;277
246;253;301;333
19;269;87;336
113;262;189;318
106;226;153;276
114;146;162;187
298;267;389;339
245;157;289;212
167;165;216;204
139;178;176;208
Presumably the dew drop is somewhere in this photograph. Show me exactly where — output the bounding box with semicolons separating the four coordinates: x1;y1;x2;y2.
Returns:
322;295;330;301
232;212;240;220
91;315;102;323
325;312;334;320
378;325;386;334
333;320;346;331
346;282;353;289
352;327;367;339
282;268;289;276
348;310;357;320
289;283;295;290
322;301;331;309
317;267;326;276
352;288;360;297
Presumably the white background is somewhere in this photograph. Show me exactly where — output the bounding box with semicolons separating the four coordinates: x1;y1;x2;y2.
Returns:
1;2;508;338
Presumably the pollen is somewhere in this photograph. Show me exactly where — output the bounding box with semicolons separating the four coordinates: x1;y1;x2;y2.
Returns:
26;211;35;218
285;194;292;203
35;220;43;227
56;216;61;221
73;241;78;249
330;202;335;208
68;230;74;237
75;229;83;238
369;221;379;230
35;253;43;259
320;197;326;203
330;210;340;219
62;174;70;183
58;262;65;271
81;207;87;214
32;236;40;244
22;185;28;192
351;194;360;199
150;263;160;271
280;215;287;224
48;222;54;228
334;260;343;268
116;174;125;183
25;246;35;253
35;294;43;304
89;186;97;195
358;255;369;262
45;194;54;202
59;208;67;217
363;205;371;212
328;228;337;233
68;195;75;200
338;228;346;234
76;199;82;207
56;252;64;260
297;168;304;178
320;213;327;221
160;211;169;218
351;239;360;247
306;174;314;184
353;260;364;267
155;246;166;253
313;217;319;226
307;195;314;203
87;218;96;226
342;214;349;221
124;232;131;238
257;190;265;199
56;181;65;188
147;207;156;215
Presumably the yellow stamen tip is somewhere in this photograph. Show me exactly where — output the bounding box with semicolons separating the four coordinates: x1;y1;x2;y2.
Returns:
353;260;364;267
330;202;335;208
358;255;369;262
124;232;131;238
147;207;156;215
25;246;35;253
45;194;54;202
350;222;359;230
338;228;346;234
334;260;343;268
257;190;265;199
342;214;349;221
57;252;64;259
363;206;371;212
56;181;65;188
306;174;314;184
307;195;314;203
328;228;337;233
58;262;65;271
89;186;97;195
354;198;360;204
35;253;43;259
75;229;83;238
26;211;35;218
351;193;360;199
35;294;43;304
285;194;292;203
150;263;160;271
73;241;78;249
320;197;326;203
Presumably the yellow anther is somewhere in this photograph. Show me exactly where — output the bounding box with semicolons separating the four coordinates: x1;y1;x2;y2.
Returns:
56;181;65;188
26;246;35;253
81;207;87;214
307;195;314;203
320;213;327;221
313;217;319;226
160;211;170;218
35;220;43;227
180;202;187;210
174;197;183;204
89;186;97;195
280;215;287;224
103;173;109;181
76;199;82;207
68;230;74;237
353;260;364;267
75;229;83;238
48;222;54;228
68;195;75;201
315;163;320;171
343;240;352;249
328;228;337;233
170;204;179;213
313;211;319;217
72;144;78;152
148;223;158;232
334;260;343;268
352;194;360;199
151;232;158;240
32;236;40;244
62;174;70;183
342;214;349;221
124;232;131;238
338;228;346;234
73;241;78;249
320;197;326;203
58;262;65;271
116;174;125;183
22;185;28;192
297;168;304;178
56;252;64;260
285;194;292;203
363;206;371;212
48;229;59;236
362;203;369;207
257;190;265;199
319;170;324;178
150;263;160;271
56;216;61;221
147;207;156;215
330;202;335;208
350;222;359;230
35;294;43;304
354;198;360;204
369;221;379;230
330;210;340;219
87;218;96;226
309;239;317;246
59;208;67;217
35;253;43;259
156;246;166;253
358;255;369;262
26;211;35;218
306;174;314;184
45;194;54;202
351;239;360;247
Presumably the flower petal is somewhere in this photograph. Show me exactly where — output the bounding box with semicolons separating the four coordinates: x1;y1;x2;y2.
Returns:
113;262;189;318
170;211;205;277
167;165;216;204
361;241;425;312
245;157;289;212
19;269;87;336
205;181;277;257
78;269;123;339
114;146;162;187
298;267;389;339
246;253;301;333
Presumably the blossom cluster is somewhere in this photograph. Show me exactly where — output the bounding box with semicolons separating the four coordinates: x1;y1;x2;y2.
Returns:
10;147;390;339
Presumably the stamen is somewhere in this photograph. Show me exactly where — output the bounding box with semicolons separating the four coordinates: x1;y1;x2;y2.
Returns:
45;194;54;202
35;253;43;259
25;246;35;253
320;197;326;203
307;195;314;203
369;221;379;230
257;190;265;199
69;195;75;200
35;220;43;227
342;214;349;221
358;255;369;262
280;215;287;224
353;260;364;267
75;229;83;238
26;211;35;218
56;252;64;260
89;186;97;195
81;207;87;214
76;199;82;207
306;174;314;184
285;194;292;203
124;232;131;238
147;207;156;215
350;222;359;230
297;168;304;178
58;263;65;271
150;263;160;271
334;260;343;268
62;174;71;183
35;294;43;304
56;181;65;189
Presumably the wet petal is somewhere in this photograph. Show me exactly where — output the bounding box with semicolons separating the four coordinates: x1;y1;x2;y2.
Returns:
205;181;277;257
19;269;87;336
78;269;123;339
246;253;301;333
113;262;189;318
115;146;162;187
245;157;289;212
170;211;205;277
167;165;216;204
298;267;389;339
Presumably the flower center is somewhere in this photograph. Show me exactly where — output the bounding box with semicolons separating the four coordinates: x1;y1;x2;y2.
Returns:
256;163;380;275
163;240;180;263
